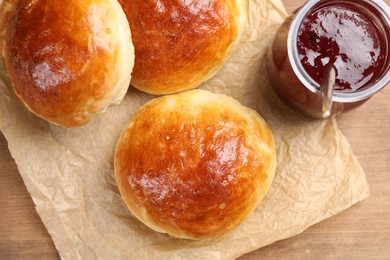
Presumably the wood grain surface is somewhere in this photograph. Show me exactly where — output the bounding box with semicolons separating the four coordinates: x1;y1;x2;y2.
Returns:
1;1;390;259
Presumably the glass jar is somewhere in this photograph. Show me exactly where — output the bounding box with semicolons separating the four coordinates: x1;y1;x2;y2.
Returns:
267;0;390;118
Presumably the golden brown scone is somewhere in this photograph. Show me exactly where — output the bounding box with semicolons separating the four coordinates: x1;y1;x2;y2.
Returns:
0;0;134;127
118;0;247;95
115;90;276;240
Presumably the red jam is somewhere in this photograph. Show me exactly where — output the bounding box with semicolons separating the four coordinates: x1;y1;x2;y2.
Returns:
267;0;390;118
298;3;387;92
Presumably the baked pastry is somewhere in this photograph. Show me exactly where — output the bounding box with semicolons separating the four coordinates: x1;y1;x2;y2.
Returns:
115;89;276;240
118;0;246;94
0;0;134;127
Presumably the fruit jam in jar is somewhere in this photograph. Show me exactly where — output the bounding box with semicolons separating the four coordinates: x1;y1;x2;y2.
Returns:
267;0;390;118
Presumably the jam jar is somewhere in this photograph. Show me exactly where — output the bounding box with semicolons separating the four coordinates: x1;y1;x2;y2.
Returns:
267;0;390;118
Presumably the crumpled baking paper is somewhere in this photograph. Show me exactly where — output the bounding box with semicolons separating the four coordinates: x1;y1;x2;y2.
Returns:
0;0;369;259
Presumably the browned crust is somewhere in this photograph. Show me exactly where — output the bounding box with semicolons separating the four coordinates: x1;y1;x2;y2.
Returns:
115;90;276;240
118;0;245;94
0;0;133;127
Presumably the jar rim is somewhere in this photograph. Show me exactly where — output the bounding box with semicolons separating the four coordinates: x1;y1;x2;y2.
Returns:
287;0;390;103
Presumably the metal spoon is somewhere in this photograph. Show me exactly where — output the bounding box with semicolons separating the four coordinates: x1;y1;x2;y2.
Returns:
321;64;336;118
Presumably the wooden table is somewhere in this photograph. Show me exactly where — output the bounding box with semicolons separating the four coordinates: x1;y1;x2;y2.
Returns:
1;1;390;259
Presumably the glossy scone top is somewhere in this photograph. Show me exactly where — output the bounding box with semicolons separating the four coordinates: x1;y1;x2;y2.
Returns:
115;90;276;240
0;0;134;127
118;0;246;94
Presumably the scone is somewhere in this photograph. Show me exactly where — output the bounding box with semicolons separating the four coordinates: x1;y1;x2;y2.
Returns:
114;90;276;240
0;0;134;127
118;0;247;94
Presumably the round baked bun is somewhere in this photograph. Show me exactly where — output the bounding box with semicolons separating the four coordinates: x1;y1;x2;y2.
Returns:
118;0;247;95
115;90;276;240
0;0;134;128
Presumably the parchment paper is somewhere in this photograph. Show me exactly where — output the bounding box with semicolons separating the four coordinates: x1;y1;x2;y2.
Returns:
0;0;369;259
